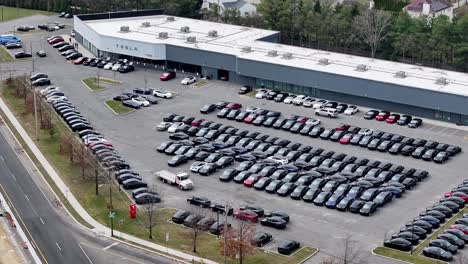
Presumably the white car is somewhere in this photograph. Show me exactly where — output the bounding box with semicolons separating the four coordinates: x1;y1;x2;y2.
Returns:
344;105;359;115
190;161;207;173
266;156;289;165
112;63;122;71
131;97;150;107
103;62;114;70
153;90;173;99
156;122;172;131
167;122;183;133
255;89;269;99
312;100;327;109
283;95;296;104
246;106;260;113
181;76;196;85
302;97;316;107
305;118;321;126
292;95;306;105
46;96;67;103
315;107;338;118
358;128;373;136
40;86;60;96
84;137;110;146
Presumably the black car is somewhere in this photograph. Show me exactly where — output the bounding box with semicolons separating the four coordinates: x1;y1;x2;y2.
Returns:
261;216;287;229
373;191;393;206
408;118;423;128
198;163;218;176
437;233;464;249
383;238;412;251
359;201;378;216
397;115;412;125
118;65;135;73
187;196;211;207
422;246;452;261
238;85;252;94
253;177;273;190
252;232;272;247
122;179;147;189
172;210;190;224
429;239;457;254
167;155;188;167
433;152;449;163
200;104;217;114
319;128;335;140
313;191;332;206
276;183;296;196
210;204;234;215
309;126;324;138
411;147;427;158
364;110;379;119
348;200;365;213
277;240;300;255
239;205;264;217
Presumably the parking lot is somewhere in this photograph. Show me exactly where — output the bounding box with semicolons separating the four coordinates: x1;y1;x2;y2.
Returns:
5;21;468;263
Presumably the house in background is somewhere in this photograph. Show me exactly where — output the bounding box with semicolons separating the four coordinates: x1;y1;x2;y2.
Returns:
403;0;454;20
202;0;257;16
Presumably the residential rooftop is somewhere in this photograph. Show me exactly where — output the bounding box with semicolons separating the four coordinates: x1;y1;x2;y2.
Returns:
83;15;468;96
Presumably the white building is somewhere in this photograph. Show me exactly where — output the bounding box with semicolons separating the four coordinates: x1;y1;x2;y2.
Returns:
202;0;257;16
403;0;454;20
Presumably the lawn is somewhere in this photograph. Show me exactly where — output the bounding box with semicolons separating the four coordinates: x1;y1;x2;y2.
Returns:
104;100;134;115
0;46;13;62
0;5;54;22
0;80;317;264
82;77;120;91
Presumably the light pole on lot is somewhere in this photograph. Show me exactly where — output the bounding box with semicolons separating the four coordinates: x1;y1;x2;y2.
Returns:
30;42;39;141
223;201;228;264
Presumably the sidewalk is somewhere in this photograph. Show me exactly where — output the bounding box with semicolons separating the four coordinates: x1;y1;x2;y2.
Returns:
0;97;218;264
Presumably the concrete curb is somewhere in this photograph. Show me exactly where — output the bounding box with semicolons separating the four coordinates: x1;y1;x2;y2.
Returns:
103;100;135;116
0;97;217;264
297;247;319;264
0;191;42;264
371;248;413;264
80;79;106;92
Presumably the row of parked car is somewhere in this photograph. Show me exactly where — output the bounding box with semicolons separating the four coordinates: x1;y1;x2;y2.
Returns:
364;110;423;128
47;35;82;60
33;73;159;205
72;56;135;73
254;89;359;115
208;103;461;164
171;208;300;255
156;113;428;216
384;179;468;262
37;22;65;32
112;88;173;109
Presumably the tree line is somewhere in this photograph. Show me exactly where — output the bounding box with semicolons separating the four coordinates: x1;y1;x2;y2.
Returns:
4;0;468;72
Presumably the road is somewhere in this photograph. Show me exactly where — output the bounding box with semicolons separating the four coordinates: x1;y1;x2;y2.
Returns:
0;123;177;264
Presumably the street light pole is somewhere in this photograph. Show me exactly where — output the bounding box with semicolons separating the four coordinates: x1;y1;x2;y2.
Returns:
30;42;38;141
223;201;228;264
109;185;114;237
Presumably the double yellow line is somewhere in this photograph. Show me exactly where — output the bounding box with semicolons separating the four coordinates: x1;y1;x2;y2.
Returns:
0;183;48;264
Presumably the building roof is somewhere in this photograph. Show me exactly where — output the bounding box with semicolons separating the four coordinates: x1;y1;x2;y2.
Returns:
222;0;250;9
405;0;452;13
81;15;468;97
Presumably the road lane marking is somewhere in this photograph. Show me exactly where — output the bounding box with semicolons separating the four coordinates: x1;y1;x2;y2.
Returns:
24;194;29;201
0;155;4;161
80;242;146;264
0;184;49;264
102;241;119;251
78;243;94;264
56;242;62;252
39;217;45;225
10;173;16;181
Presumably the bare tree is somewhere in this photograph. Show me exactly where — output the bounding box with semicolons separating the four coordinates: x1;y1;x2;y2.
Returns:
179;205;209;253
353;9;392;58
321;234;366;264
221;220;256;264
143;185;163;239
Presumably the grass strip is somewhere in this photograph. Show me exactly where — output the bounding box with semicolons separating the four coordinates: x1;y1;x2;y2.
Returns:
373;247;446;264
104;100;134;115
82;77;106;91
0;46;14;63
1;81;317;264
0;5;54;22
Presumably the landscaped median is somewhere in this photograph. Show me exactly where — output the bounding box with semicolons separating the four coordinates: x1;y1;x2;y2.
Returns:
104;99;134;115
374;206;468;264
82;77;120;91
0;76;318;264
0;46;13;63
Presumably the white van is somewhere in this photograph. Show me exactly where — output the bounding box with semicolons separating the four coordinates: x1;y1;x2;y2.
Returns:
315;107;338;118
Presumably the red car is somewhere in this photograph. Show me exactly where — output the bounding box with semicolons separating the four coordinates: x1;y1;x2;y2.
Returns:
296;116;309;124
450;224;468;234
244;114;257;124
243;175;262;187
339;133;354;144
160;72;176;81
233;210;258;222
191;118;204;127
73;57;88;64
48;37;64;44
386;114;400;124
335;123;350;131
87;141;113;148
375;111;391;121
226;103;242;109
444;192;468;202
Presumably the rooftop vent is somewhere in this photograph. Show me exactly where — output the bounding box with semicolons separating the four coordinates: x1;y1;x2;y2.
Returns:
394;71;407;78
267;50;278;57
208;30;218;37
356;64;368;72
141;22;151;27
186;36;196;43
241;46;252;53
318;58;329;65
158;32;168;39
180;26;190;33
435;77;448;85
166;16;175;22
119;26;130;32
282;52;293;59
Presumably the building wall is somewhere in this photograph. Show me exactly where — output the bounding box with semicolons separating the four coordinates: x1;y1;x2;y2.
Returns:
166;45;237;71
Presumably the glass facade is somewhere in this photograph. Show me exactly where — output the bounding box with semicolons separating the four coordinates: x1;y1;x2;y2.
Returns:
255;78;321;97
434;110;462;123
82;38;98;56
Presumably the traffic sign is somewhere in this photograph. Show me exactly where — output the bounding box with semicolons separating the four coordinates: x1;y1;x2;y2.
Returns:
108;211;116;219
119;219;123;227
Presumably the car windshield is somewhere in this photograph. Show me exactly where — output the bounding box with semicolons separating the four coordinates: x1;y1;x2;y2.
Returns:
179;175;189;181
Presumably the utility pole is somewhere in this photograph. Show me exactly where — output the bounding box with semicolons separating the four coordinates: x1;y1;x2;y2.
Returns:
109;185;114;237
223;201;228;264
31;43;38;141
